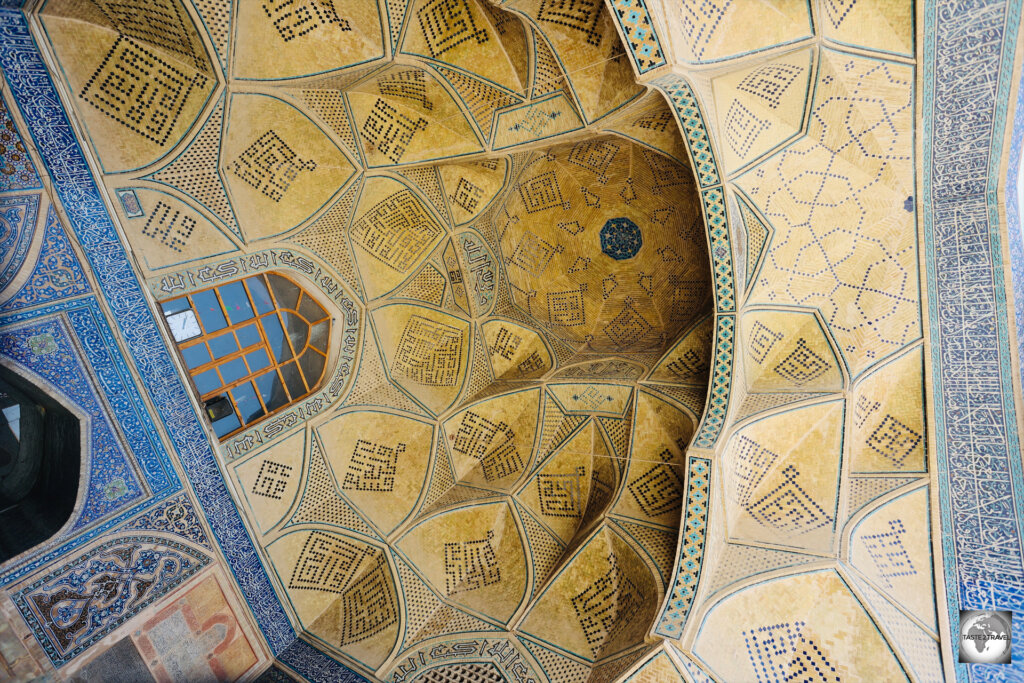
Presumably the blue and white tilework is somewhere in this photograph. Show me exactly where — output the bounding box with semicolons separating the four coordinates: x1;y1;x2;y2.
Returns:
12;534;211;666
924;0;1024;680
0;315;145;527
0;298;176;585
0;202;89;312
0;192;38;291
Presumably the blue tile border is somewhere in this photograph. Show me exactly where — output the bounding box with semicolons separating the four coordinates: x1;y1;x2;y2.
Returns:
923;0;1024;680
0;297;176;585
0;201;90;313
278;639;369;683
0;5;319;665
1007;20;1024;428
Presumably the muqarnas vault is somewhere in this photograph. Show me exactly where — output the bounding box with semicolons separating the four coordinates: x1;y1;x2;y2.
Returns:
0;0;1022;682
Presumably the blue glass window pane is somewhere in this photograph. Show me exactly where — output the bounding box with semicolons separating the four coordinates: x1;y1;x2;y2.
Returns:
219;281;254;324
181;343;211;369
299;349;326;386
161;297;190;315
236;323;261;349
211;411;241;438
193;369;221;394
280;361;306;400
232;382;264;424
219;357;248;384
192;290;227;333
208;332;239;359
281;311;309;352
254;370;288;412
246;276;274;314
262;313;293;362
268;273;300;310
298;294;327;323
246;348;271;373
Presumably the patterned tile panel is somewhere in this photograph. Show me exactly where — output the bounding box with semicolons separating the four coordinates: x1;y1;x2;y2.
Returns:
691;315;732;449
923;2;1024;675
651;75;720;188
118;492;211;548
0;89;40;190
0;192;38;291
654;456;710;638
11;534;211;666
610;0;666;74
0;202;89;313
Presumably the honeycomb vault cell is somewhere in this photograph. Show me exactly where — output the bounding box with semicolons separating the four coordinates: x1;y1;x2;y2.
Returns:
500;135;710;355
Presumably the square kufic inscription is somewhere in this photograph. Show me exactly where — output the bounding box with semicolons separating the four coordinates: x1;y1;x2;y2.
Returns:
342;439;404;492
517;170;567;213
90;0;207;70
81;36;209;146
350;190;441;271
393;315;464;386
263;0;352;41
444;530;501;595
339;554;398;645
362;99;428;164
231;130;317;202
417;0;490;58
289;531;369;593
537;466;585;518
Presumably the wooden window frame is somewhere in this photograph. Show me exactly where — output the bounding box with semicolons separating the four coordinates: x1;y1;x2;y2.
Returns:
159;272;331;440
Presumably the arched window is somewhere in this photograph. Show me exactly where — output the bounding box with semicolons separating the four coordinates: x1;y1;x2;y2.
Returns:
160;273;331;439
0;367;80;562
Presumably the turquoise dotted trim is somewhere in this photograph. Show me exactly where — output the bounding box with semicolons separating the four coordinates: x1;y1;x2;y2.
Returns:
703;187;735;313
655;456;711;637
611;0;667;74
693;314;733;449
653;75;721;188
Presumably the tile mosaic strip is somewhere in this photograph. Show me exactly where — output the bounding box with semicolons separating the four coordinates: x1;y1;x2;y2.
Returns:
12;534;211;666
652;75;721;188
654;456;710;637
923;0;1024;680
644;72;733;647
703;186;735;313
610;0;667;74
692;314;732;449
